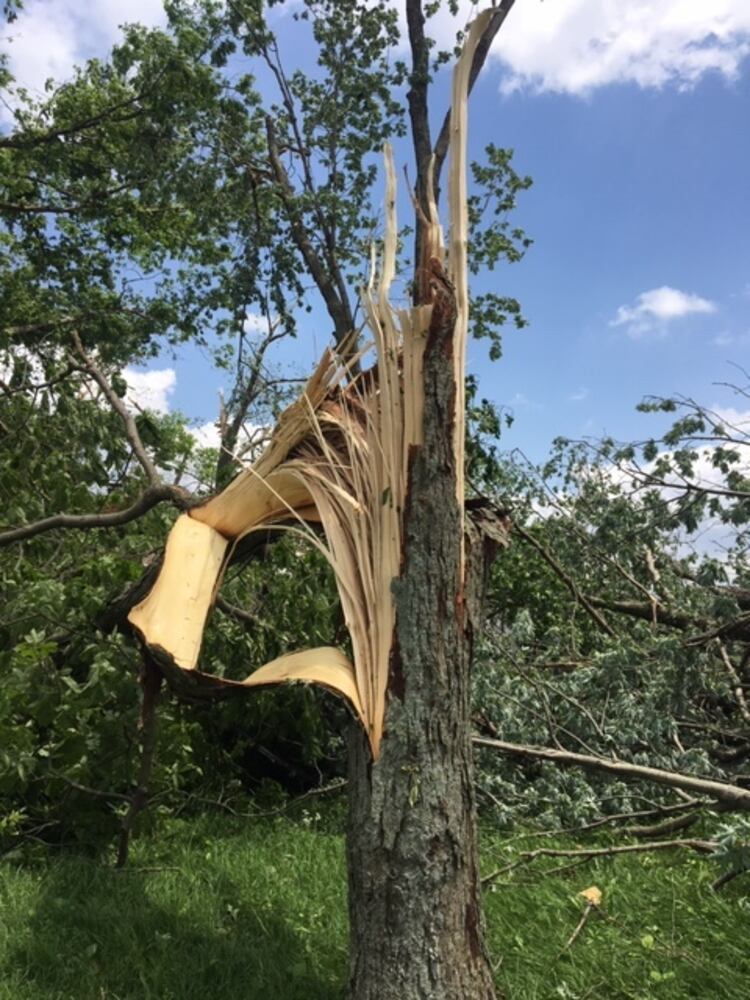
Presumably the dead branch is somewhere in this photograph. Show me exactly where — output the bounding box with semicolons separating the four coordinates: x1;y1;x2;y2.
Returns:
473;735;750;812
717;641;750;724
483;838;717;884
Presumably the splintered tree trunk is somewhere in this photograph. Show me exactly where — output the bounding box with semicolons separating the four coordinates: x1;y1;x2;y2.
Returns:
347;278;497;999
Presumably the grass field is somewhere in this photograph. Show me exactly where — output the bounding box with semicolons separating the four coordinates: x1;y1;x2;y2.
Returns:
1;807;748;999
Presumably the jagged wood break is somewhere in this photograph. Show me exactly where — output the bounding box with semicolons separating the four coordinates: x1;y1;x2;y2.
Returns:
128;10;493;760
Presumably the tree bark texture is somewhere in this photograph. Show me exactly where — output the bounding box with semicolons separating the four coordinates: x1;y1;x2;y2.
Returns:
346;275;498;999
116;653;162;868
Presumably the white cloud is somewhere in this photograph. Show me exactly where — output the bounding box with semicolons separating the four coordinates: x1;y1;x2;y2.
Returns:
712;329;750;349
490;0;750;95
187;419;271;462
568;387;589;402
123;366;175;414
6;0;748;123
610;285;716;337
189;420;221;450
712;332;734;347
712;405;750;435
243;312;272;336
1;0;166;120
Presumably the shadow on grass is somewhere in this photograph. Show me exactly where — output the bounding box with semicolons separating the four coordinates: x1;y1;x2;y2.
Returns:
4;849;345;1000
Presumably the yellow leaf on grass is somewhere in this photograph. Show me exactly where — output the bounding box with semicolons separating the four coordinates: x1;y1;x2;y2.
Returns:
579;886;603;907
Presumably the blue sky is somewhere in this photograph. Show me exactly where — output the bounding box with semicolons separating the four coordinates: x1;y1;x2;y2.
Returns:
3;1;750;460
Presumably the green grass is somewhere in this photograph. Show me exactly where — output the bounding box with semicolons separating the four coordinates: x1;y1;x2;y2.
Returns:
1;810;748;999
482;829;750;1000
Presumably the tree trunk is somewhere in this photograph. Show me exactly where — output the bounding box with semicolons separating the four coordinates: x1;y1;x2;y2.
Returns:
116;654;162;868
346;271;498;999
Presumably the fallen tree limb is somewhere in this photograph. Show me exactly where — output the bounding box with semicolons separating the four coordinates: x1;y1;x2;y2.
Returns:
625;812;699;838
515;524;617;637
482;838;718;885
712;866;750;891
502;800;705;846
585;594;750;643
473;735;750;812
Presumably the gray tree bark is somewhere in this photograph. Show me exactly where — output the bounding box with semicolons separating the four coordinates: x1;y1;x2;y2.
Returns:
346;266;501;1000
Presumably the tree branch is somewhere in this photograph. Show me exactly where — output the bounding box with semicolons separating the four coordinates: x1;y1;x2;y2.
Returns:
264;116;354;349
0;91;146;150
432;0;517;200
483;837;718;884
515;523;617;637
473;735;750;812
0;201;79;215
0;484;188;548
585;594;750;643
405;0;432;208
71;331;160;485
717;640;750;725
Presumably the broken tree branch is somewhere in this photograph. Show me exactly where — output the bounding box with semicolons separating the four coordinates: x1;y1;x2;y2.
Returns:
432;0;517;201
515;524;617;637
717;640;750;724
473;735;750;812
483;838;718;885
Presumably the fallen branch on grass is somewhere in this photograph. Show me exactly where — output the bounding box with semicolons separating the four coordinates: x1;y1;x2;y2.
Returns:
473;735;750;812
482;838;718;885
711;866;750;891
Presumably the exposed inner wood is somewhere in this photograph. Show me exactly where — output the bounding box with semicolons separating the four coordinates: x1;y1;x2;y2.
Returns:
127;10;492;762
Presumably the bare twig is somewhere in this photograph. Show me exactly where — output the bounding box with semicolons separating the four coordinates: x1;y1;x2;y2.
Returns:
57;775;131;803
483;838;717;885
557;902;596;959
